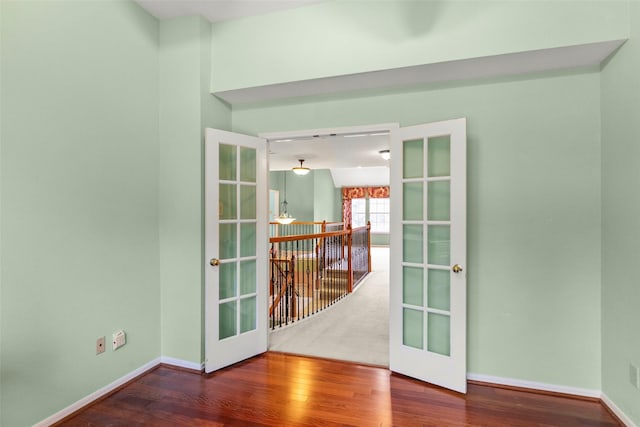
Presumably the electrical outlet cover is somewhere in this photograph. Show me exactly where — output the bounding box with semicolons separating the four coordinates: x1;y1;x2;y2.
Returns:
96;337;105;355
631;364;640;389
112;330;126;350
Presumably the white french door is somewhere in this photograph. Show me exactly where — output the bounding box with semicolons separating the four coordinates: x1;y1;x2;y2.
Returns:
204;128;268;373
389;118;467;393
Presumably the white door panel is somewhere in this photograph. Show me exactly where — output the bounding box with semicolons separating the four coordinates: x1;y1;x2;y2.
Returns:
205;128;268;373
389;118;467;393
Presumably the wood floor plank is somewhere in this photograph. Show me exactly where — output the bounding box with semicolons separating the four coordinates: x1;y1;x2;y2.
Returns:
57;352;621;427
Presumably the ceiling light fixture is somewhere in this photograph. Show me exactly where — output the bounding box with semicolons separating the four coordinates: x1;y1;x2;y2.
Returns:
379;149;390;160
292;159;310;176
275;172;295;224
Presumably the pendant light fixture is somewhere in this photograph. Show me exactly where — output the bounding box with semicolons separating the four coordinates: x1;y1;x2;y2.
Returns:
275;171;295;225
292;159;310;176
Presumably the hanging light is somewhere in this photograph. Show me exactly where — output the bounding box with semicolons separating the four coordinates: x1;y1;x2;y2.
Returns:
275;172;295;224
379;149;390;160
292;159;310;176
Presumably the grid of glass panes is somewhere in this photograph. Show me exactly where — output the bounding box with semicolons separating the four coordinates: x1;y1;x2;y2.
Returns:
401;136;452;356
369;198;390;233
351;198;366;227
218;143;258;341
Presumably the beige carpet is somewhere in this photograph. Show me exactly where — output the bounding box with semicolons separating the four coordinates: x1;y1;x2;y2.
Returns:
268;247;389;367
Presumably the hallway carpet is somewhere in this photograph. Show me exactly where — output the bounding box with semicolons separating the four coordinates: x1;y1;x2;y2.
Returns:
269;247;389;366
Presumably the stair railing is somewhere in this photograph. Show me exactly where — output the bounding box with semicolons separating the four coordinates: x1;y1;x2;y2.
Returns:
350;222;372;291
268;224;369;329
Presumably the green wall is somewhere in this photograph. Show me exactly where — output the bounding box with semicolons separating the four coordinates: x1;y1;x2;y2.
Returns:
2;0;638;425
313;169;341;223
158;16;231;367
234;70;603;390
601;2;640;424
270;170;314;222
211;0;628;92
270;169;342;224
1;1;160;425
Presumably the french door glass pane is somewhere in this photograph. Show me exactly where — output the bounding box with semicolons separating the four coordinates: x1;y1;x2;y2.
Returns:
427;181;450;221
403;266;424;306
427;136;450;177
427;225;450;266
240;185;256;220
427;269;450;311
240;223;256;257
219;301;237;340
403;182;423;221
427;313;450;356
218;262;237;300
403;139;424;179
219;144;236;181
403;224;423;264
219;223;237;260
240;260;256;295
240;147;256;183
240;297;257;333
403;308;424;349
219;184;237;220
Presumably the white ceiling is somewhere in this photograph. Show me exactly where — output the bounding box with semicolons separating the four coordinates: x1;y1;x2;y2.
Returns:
268;132;390;187
134;0;324;22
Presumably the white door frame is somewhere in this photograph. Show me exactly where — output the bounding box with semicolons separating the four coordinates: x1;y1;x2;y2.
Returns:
260;122;399;347
261;121;466;394
259;123;399;142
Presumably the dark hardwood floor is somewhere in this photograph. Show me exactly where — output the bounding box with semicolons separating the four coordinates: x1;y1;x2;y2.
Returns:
58;352;621;426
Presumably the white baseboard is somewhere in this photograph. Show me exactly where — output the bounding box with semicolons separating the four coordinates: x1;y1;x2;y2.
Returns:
34;356;203;426
34;362;636;427
160;356;203;372
466;372;601;399
34;358;161;427
601;392;638;427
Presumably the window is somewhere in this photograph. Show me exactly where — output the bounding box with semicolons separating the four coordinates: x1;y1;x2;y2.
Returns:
369;198;390;233
351;198;366;228
350;197;390;232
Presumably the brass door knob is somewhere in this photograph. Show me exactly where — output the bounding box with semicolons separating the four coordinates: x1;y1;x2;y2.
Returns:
210;258;220;266
452;264;463;273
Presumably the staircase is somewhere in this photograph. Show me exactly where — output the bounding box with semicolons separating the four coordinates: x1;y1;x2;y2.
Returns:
269;222;371;329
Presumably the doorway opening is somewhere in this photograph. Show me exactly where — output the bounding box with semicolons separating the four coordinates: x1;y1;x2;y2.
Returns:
260;123;397;367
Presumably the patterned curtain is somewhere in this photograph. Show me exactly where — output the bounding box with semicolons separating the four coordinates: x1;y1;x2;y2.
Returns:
342;186;389;225
368;186;390;198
